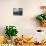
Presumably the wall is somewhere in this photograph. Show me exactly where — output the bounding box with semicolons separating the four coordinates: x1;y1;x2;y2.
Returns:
0;0;46;39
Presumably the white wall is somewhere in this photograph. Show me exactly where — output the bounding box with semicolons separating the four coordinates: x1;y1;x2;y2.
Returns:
0;0;46;38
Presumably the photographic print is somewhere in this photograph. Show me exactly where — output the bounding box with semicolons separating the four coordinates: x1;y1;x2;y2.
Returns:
13;8;23;16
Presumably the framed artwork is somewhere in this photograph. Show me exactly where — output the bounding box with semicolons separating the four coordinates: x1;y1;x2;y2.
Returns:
13;8;23;16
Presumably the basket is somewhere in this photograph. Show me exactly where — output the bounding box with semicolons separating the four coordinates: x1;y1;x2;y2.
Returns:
40;20;46;27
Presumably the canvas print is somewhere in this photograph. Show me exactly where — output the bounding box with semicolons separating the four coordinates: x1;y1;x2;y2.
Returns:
13;8;23;16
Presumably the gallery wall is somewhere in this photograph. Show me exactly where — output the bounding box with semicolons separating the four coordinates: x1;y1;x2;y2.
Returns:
0;0;46;37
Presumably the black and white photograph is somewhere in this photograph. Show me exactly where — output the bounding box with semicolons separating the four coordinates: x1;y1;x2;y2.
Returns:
13;8;23;16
